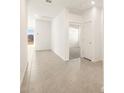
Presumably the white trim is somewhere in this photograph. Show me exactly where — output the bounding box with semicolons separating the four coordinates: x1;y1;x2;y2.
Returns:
92;59;104;63
20;62;28;86
51;50;68;61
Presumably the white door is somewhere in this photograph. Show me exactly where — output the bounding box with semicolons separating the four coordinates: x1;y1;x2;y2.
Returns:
34;19;51;50
81;21;94;60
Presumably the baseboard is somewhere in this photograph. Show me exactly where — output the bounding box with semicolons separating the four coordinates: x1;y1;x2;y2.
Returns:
92;59;104;63
80;57;103;63
83;57;92;61
20;62;28;86
35;49;51;52
80;57;92;62
51;50;68;61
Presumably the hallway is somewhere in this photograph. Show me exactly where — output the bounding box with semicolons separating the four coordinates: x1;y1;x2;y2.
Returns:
21;51;103;93
69;47;80;59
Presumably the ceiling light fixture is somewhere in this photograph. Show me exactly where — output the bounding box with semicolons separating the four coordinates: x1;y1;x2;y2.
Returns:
91;0;95;5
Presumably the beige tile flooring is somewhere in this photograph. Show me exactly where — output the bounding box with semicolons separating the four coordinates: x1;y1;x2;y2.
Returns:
21;50;103;93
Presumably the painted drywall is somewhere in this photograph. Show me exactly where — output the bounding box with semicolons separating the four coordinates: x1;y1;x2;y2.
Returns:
81;7;103;61
51;9;69;61
34;19;51;50
51;8;103;61
20;0;28;83
68;12;83;24
93;7;103;61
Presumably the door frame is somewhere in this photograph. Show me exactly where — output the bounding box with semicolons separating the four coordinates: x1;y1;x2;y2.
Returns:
68;22;82;60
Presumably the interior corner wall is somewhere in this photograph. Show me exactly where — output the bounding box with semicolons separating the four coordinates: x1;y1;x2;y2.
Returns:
20;0;28;83
94;7;104;61
81;7;103;61
51;9;69;61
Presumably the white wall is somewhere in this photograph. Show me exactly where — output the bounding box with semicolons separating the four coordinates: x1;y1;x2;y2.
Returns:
51;9;69;61
51;8;103;61
93;7;103;61
68;13;83;24
81;7;103;61
34;19;51;50
20;0;28;83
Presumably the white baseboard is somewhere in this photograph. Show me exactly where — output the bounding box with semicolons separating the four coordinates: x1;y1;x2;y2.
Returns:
51;50;68;61
20;62;28;86
92;59;104;63
35;49;51;51
80;57;103;63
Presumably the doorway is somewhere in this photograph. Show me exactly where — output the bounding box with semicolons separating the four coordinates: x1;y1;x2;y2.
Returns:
80;21;93;61
69;23;80;60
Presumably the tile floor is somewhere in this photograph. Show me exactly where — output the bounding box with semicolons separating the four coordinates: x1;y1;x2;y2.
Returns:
21;50;103;93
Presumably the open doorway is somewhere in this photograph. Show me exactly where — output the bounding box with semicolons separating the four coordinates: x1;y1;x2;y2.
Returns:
69;23;80;60
27;27;34;45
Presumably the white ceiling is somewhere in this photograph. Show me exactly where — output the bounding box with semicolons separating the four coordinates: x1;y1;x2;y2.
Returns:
28;0;103;19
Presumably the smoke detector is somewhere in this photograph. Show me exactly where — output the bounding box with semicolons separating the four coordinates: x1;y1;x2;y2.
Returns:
46;0;52;3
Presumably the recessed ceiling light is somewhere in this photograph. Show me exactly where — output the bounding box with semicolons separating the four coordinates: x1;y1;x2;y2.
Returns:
91;0;95;5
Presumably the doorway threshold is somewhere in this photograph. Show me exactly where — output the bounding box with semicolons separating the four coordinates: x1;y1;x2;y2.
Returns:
69;58;81;62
